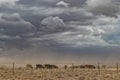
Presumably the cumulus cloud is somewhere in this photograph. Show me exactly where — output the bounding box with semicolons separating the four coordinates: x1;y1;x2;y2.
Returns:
41;16;65;27
41;16;68;33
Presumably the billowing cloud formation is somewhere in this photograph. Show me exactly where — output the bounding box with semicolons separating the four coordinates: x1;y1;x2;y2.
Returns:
41;16;65;29
0;0;119;63
41;16;69;33
0;0;119;48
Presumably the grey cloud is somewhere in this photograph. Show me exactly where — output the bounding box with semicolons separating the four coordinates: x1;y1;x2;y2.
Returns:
30;25;106;48
0;0;119;50
85;0;119;17
67;21;91;26
99;22;120;46
41;16;65;27
41;16;72;33
58;8;95;22
0;34;32;49
63;0;87;7
0;0;93;27
11;0;90;22
0;0;17;6
0;13;36;49
0;0;120;63
0;13;35;36
16;0;87;7
16;0;59;7
5;38;32;49
30;7;94;24
1;13;21;21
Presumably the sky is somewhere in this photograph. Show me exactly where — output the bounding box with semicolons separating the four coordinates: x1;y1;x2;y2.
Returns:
0;0;120;64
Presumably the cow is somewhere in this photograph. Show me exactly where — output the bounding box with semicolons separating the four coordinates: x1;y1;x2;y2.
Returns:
36;64;44;69
80;65;86;68
80;65;96;69
44;64;58;69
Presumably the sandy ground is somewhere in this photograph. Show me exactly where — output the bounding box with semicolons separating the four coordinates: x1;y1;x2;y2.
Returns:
0;68;119;80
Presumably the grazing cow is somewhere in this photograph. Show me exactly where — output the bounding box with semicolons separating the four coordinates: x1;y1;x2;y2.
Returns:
44;64;58;69
36;64;44;69
86;65;96;69
80;65;96;69
80;65;85;68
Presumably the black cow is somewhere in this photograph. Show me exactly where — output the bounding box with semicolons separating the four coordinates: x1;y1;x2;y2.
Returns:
44;64;58;69
36;64;44;69
80;65;86;68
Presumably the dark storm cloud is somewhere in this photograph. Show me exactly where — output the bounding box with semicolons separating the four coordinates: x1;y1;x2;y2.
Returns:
0;13;35;49
0;14;35;36
0;0;119;50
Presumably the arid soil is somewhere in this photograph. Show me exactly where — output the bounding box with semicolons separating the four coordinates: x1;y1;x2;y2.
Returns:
0;68;120;80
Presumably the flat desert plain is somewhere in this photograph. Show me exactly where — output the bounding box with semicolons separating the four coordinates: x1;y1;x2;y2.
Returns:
0;67;120;80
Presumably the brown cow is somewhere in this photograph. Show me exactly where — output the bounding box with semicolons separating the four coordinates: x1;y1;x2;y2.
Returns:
80;65;96;69
36;64;44;69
